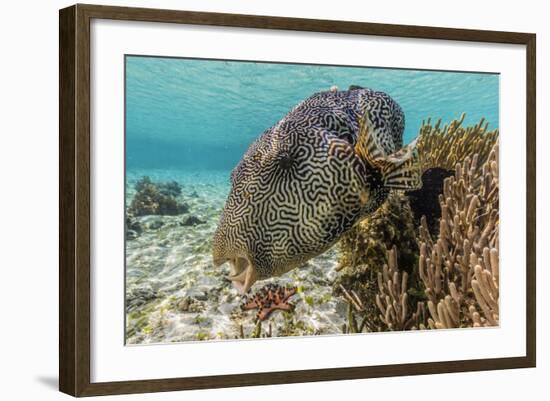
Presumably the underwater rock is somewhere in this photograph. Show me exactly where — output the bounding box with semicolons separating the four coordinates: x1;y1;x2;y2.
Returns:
181;215;206;226
126;285;159;313
142;216;165;230
407;167;454;234
128;176;189;216
189;190;200;198
125;214;142;239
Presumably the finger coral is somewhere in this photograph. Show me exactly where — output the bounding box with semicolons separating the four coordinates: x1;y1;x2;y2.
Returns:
416;114;499;173
335;191;418;329
337;118;499;332
418;144;499;328
376;246;427;330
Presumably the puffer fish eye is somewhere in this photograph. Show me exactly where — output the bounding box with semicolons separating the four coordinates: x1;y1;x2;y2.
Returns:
278;152;295;170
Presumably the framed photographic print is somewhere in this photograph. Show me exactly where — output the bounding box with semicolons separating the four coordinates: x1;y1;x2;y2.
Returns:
59;4;536;397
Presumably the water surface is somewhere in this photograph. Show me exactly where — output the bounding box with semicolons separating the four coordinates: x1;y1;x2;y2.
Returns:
126;56;499;171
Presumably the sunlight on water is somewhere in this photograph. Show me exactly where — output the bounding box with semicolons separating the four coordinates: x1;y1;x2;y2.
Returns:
126;56;499;170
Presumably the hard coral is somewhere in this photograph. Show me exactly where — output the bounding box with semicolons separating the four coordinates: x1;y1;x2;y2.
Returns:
417;144;499;328
241;284;297;321
128;176;189;216
416;114;498;173
337;117;499;332
372;144;500;330
334;192;418;329
375;246;427;331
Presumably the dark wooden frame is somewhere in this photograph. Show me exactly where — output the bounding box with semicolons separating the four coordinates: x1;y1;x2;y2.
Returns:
59;3;536;397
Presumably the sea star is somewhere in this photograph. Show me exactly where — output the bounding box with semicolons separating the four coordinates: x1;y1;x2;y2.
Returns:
241;284;297;321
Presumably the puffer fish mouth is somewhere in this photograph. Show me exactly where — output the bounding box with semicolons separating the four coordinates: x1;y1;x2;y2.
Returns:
214;255;257;294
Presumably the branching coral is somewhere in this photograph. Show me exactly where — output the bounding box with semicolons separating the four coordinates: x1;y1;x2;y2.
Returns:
340;245;426;333
418;144;499;329
416;114;499;173
337;117;499;332
335;192;418;329
470;255;499;327
376;246;427;330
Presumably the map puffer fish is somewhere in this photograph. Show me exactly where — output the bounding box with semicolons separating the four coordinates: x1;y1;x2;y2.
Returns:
212;86;422;293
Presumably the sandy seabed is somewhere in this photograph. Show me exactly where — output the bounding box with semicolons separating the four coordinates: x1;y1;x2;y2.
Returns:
125;169;348;344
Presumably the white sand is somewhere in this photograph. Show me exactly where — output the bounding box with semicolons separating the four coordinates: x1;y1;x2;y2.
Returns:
125;170;348;344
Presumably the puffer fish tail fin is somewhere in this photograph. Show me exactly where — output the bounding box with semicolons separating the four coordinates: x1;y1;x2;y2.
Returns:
356;112;422;191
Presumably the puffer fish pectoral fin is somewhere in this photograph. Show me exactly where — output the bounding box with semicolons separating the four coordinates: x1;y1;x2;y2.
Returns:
377;139;423;191
355;111;388;166
355;112;422;191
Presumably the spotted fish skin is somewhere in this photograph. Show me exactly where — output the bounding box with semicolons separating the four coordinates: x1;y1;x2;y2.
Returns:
213;87;411;293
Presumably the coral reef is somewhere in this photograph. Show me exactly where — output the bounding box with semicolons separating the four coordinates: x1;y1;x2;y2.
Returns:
417;144;499;328
375;246;427;330
416;114;498;173
241;284;298;321
339;246;427;333
337;117;499;332
334;192;418;329
410;114;498;232
373;144;499;330
128;176;189;216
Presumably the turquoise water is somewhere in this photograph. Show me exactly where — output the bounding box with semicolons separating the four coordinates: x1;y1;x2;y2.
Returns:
124;56;500;343
125;56;499;171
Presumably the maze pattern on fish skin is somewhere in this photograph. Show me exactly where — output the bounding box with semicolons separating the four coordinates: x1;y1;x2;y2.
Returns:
213;87;405;280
